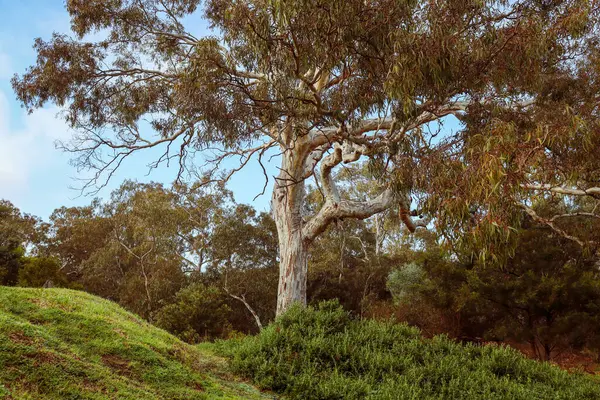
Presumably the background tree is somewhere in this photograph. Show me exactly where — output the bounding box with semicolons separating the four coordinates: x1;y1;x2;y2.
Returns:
303;166;429;318
0;202;26;286
45;181;228;317
393;202;600;361
18;256;70;288
14;0;600;315
0;200;44;285
48;201;112;283
153;282;233;343
207;204;278;330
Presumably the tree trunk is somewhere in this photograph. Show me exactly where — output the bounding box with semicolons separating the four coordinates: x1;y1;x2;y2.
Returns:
543;343;552;361
273;151;309;317
275;221;308;316
375;214;381;256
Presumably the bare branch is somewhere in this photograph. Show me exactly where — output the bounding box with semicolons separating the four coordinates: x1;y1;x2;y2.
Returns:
550;212;600;222
306;100;471;151
399;195;428;233
522;184;600;198
518;204;587;248
223;273;263;330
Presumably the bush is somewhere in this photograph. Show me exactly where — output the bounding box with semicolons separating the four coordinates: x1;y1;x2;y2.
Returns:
219;301;600;400
153;283;232;342
18;256;70;288
387;262;425;304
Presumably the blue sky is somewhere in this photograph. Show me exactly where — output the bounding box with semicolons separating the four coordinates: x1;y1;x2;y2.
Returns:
0;1;275;220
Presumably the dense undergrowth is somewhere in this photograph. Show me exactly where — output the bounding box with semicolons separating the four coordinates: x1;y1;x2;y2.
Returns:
219;301;600;400
0;287;270;400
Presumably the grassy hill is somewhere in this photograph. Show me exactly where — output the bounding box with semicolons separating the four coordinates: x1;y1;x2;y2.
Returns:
0;287;272;400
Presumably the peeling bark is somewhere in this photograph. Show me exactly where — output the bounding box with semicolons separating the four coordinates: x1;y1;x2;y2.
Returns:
273;147;309;316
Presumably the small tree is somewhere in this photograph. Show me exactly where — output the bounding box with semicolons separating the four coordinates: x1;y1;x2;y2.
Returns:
18;256;70;288
154;282;233;342
0;200;43;285
387;262;424;304
14;0;600;315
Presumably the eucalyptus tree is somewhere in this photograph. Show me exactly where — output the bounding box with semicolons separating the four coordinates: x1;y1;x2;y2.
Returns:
49;201;112;281
209;204;278;329
14;0;600;315
47;181;227;315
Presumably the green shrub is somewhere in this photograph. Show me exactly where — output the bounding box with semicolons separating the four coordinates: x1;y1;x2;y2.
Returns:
219;300;600;400
387;262;425;304
18;256;70;288
153;283;232;342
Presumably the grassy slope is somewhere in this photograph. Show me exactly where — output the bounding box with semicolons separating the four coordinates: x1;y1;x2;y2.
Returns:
0;287;272;400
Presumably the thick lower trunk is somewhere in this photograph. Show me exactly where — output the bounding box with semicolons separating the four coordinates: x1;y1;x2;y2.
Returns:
275;223;308;316
272;162;308;316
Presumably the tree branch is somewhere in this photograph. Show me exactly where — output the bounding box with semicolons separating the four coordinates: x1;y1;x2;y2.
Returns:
518;204;587;247
305;100;471;151
302;188;396;242
399;195;428;233
522;184;600;198
320;144;343;202
223;272;263;330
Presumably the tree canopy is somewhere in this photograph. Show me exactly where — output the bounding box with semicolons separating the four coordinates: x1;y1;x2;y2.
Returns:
13;0;600;313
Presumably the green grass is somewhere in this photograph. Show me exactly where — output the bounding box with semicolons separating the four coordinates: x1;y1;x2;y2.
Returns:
0;286;273;400
219;301;600;400
4;288;598;400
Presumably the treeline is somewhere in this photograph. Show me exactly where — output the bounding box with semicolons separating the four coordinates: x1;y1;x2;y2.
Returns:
2;180;600;362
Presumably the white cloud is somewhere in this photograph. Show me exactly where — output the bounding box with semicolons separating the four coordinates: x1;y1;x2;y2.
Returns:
0;90;71;199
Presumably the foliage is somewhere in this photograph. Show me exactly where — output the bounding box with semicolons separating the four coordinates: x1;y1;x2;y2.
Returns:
47;200;113;282
0;244;23;287
405;216;600;360
0;201;66;290
387;262;424;304
14;0;600;312
17;256;70;288
0;201;41;286
3;180;278;339
0;286;271;399
153;283;233;343
304;181;400;316
306;218;394;317
210;204;278;273
45;181;231;318
205;204;279;331
220;301;600;400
